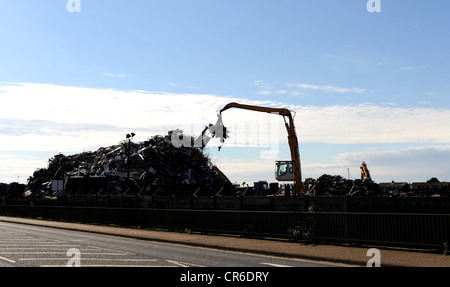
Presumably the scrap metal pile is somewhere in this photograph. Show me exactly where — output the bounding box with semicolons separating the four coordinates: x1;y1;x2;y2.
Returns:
25;131;236;198
304;174;381;196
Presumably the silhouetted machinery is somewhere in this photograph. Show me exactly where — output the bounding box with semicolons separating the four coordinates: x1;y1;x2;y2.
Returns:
360;161;372;181
218;102;304;196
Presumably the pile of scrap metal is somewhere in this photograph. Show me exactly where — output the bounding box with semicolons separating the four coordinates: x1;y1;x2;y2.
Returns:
24;131;236;199
304;174;381;196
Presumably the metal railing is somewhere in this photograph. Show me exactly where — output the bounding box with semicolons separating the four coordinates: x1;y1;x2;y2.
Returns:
3;194;450;213
0;205;448;250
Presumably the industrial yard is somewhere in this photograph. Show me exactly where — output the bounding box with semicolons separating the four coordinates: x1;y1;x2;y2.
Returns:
1;126;448;214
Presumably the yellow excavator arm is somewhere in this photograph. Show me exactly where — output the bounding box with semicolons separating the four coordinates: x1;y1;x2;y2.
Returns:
360;161;372;181
219;102;304;195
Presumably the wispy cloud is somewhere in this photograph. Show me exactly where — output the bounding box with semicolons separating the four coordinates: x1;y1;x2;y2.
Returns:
290;83;365;94
102;72;127;78
254;81;365;97
255;90;272;96
253;80;273;95
400;65;428;71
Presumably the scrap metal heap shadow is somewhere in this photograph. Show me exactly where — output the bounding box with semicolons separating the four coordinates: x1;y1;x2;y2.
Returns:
25;131;236;198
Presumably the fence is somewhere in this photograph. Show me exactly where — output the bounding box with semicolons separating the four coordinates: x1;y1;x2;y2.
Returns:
0;204;449;251
2;194;450;213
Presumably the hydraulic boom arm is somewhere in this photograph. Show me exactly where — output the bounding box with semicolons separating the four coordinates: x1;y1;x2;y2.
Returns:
219;102;304;195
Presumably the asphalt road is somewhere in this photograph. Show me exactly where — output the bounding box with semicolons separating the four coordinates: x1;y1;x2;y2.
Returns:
0;221;340;268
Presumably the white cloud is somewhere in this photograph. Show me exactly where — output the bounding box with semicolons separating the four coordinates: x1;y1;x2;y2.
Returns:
253;80;273;95
255;90;272;96
289;83;365;94
400;65;428;71
103;72;127;78
296;104;450;144
275;90;288;95
0;154;47;184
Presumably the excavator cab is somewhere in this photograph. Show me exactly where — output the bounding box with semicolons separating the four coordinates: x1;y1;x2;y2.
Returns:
275;161;295;181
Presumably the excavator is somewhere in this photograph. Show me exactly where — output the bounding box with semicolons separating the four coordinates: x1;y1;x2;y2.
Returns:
216;102;304;196
360;161;372;181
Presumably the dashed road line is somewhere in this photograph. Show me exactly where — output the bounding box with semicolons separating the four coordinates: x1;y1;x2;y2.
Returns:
0;227;208;267
0;256;16;264
166;259;206;267
0;252;131;255
41;264;171;267
260;262;293;267
87;245;135;255
19;258;158;262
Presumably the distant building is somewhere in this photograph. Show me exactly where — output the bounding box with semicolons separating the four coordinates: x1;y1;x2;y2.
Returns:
379;181;450;196
379;182;409;195
410;181;450;196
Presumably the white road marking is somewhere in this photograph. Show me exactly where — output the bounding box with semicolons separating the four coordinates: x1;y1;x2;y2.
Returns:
0;247;81;251
0;252;130;255
261;262;293;267
87;245;135;255
0;242;68;245
0;256;16;264
20;258;158;262
41;264;172;267
0;246;83;249
0;239;60;243
166;260;206;267
1;227;151;266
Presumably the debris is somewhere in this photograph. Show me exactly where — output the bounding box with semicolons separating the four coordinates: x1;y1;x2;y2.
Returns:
25;131;236;198
304;174;381;196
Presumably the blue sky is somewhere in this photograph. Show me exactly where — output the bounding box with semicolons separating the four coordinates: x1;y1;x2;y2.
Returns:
1;1;450;185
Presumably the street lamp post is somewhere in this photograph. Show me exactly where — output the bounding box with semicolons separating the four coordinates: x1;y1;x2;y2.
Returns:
126;132;135;180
